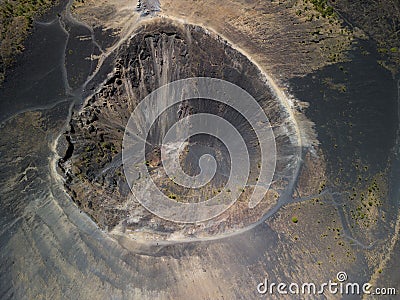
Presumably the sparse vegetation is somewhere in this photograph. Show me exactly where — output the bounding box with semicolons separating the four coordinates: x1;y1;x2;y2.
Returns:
0;0;58;85
309;0;335;18
168;193;177;200
331;0;400;75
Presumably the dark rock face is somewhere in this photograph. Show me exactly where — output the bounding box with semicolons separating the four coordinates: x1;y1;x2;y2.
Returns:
59;19;300;239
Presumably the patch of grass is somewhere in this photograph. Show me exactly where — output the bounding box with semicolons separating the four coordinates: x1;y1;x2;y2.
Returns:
310;0;335;18
168;193;177;200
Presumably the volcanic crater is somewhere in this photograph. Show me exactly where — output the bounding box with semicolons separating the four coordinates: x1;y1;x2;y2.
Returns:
58;18;301;241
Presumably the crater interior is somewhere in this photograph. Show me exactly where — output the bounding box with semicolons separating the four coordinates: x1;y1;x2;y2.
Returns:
59;19;300;241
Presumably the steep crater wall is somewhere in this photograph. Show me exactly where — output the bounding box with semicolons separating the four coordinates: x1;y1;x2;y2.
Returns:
58;19;301;241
